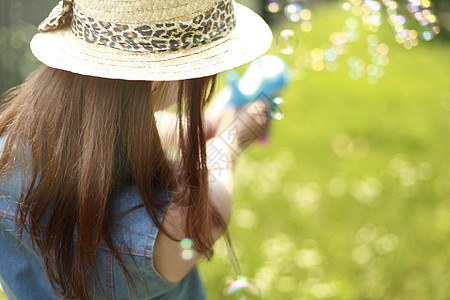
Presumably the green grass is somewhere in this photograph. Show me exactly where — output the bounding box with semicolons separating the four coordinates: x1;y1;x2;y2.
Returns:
1;3;450;300
200;4;450;300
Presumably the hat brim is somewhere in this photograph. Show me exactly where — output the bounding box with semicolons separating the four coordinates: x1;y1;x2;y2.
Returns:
30;3;273;81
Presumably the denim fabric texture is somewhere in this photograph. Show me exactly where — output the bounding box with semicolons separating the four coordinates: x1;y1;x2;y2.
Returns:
0;136;206;299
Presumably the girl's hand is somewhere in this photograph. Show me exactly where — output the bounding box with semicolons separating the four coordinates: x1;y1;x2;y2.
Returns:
235;99;271;149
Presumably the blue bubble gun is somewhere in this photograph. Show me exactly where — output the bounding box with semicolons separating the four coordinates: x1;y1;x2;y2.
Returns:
210;55;290;144
225;54;289;112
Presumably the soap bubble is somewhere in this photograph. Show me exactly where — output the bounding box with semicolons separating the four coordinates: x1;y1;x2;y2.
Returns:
220;275;262;300
367;34;379;46
273;97;284;106
271;97;284;120
432;26;440;34
272;112;284;120
300;9;312;21
284;3;302;22
343;2;351;11
325;61;338;72
277;29;297;55
367;75;378;84
179;238;195;261
422;31;433;41
377;43;389;55
266;0;280;13
346;17;359;29
324;48;338;62
301;21;313;32
347;56;359;68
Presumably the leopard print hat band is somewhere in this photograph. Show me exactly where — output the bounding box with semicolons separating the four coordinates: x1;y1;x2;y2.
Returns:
30;0;273;81
38;0;236;53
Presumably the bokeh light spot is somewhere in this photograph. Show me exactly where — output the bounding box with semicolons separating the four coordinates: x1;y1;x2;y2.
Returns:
266;1;280;13
301;21;313;32
284;3;302;22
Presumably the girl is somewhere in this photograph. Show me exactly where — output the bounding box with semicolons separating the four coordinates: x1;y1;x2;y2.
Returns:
0;0;272;299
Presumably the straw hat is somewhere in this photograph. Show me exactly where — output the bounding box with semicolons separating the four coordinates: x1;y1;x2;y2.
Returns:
30;0;273;81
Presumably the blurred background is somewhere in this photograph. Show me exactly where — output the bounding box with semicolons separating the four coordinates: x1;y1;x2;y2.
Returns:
1;0;449;299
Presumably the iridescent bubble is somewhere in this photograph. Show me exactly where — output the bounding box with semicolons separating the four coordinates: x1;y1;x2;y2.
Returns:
277;29;297;55
311;60;324;71
300;9;312;21
273;97;284;106
324;49;338;62
367;34;379;45
394;24;404;32
347;56;359;68
271;97;284;120
272;112;284;120
375;67;385;78
346;30;359;42
301;21;313;32
388;0;399;9
352;244;373;264
266;0;280;13
421;0;431;8
346;17;359;29
355;59;366;71
369;1;381;11
325;61;338;72
181;249;194;260
284;3;302;22
407;3;419;12
180;238;193;249
349;69;359;80
351;6;363;16
368;45;378;56
333;44;348;55
367;64;377;76
422;31;433;41
395;33;403;44
395;15;406;25
419;18;429;26
373;54;389;66
330;32;348;45
311;48;324;60
403;39;413;49
343;2;351;11
427;15;437;23
362;3;372;14
180;238;196;261
377;43;389;55
220;275;262;300
387;8;397;16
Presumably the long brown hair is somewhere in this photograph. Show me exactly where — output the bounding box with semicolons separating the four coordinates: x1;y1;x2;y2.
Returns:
0;65;223;299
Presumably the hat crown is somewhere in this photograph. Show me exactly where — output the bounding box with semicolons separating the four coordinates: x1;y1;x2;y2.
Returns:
31;0;272;81
39;0;236;53
75;0;222;23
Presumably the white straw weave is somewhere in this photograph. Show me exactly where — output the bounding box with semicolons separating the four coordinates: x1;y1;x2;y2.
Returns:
30;0;272;81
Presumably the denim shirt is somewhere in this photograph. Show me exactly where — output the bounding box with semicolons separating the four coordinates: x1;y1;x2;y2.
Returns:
0;136;206;300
